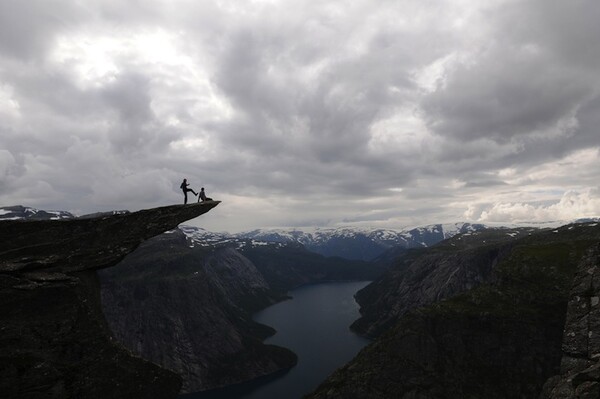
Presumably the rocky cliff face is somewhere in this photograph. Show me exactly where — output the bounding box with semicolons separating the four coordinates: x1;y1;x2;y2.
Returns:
0;202;219;399
100;224;390;393
541;243;600;398
308;222;600;399
100;230;297;393
351;228;531;337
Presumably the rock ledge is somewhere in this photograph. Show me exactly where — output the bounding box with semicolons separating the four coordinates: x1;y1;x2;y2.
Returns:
0;202;219;399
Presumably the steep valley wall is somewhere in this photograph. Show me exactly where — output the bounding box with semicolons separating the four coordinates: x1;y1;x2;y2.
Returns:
100;231;297;393
0;203;219;399
309;223;600;399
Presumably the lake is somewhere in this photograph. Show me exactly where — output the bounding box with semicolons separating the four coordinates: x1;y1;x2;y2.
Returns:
183;281;371;399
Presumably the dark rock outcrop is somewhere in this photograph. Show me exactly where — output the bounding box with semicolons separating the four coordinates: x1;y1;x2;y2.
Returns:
351;245;510;337
541;243;600;398
1;203;219;274
0;202;219;399
308;223;600;399
99;224;392;393
351;228;534;337
309;305;565;399
100;230;297;393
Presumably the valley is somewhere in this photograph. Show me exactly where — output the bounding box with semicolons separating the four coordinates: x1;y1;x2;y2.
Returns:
2;204;599;398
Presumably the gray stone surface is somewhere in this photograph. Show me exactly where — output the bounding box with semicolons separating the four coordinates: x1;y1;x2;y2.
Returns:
0;203;219;399
542;244;600;399
100;237;297;393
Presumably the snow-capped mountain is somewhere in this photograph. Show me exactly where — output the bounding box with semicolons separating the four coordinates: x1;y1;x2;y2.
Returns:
0;205;74;220
237;223;488;261
179;223;488;261
0;205;130;221
10;205;590;262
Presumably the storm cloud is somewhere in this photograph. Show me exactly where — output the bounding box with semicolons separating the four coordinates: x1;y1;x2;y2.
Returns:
0;0;599;232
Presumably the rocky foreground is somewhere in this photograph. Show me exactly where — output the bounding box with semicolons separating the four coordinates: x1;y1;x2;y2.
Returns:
0;203;219;399
541;243;600;398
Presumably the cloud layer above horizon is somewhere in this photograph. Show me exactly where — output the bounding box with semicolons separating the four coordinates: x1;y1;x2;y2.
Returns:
1;0;599;232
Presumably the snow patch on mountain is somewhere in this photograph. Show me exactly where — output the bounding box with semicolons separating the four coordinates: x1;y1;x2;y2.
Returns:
178;222;490;261
0;205;75;220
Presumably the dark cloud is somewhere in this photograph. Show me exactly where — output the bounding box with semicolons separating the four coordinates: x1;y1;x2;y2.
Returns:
422;52;590;142
0;0;81;60
417;0;600;194
496;0;600;71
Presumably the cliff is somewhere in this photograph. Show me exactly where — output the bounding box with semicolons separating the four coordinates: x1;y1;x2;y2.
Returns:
308;222;600;399
100;225;388;393
541;243;600;398
350;228;533;337
99;230;297;393
0;202;219;399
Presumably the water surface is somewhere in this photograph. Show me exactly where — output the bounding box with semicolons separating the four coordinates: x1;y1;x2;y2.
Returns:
184;281;370;399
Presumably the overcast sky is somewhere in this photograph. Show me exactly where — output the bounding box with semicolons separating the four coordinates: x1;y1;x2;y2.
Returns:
1;0;599;232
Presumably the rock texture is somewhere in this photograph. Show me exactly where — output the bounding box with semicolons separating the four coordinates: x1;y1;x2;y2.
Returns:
1;203;219;274
351;244;512;337
351;228;536;337
308;222;600;399
541;243;600;398
99;224;393;394
0;202;219;399
100;230;297;393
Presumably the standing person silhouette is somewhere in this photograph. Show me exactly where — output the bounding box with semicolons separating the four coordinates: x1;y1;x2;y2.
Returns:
180;178;197;204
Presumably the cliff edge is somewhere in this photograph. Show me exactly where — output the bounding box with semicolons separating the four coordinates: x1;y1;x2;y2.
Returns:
541;243;600;398
308;222;600;399
0;202;219;399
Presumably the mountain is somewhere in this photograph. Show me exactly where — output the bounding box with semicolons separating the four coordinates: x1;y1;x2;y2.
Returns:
175;225;382;291
0;206;383;394
0;202;219;399
351;226;537;337
13;204;599;397
100;224;382;392
184;223;487;261
540;242;600;398
0;204;75;220
307;221;600;399
99;229;296;393
238;242;383;292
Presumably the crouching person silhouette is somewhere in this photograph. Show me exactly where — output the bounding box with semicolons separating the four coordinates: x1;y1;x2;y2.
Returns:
180;178;197;204
198;187;213;202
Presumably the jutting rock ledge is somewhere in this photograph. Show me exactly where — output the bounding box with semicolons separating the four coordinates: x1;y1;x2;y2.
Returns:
0;202;220;399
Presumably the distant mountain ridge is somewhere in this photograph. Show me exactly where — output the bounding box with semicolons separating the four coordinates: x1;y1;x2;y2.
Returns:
0;205;130;220
180;223;487;261
3;205;595;262
3;205;485;262
0;205;74;220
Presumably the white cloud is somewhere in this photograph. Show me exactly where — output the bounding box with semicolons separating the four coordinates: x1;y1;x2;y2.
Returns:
468;188;600;223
